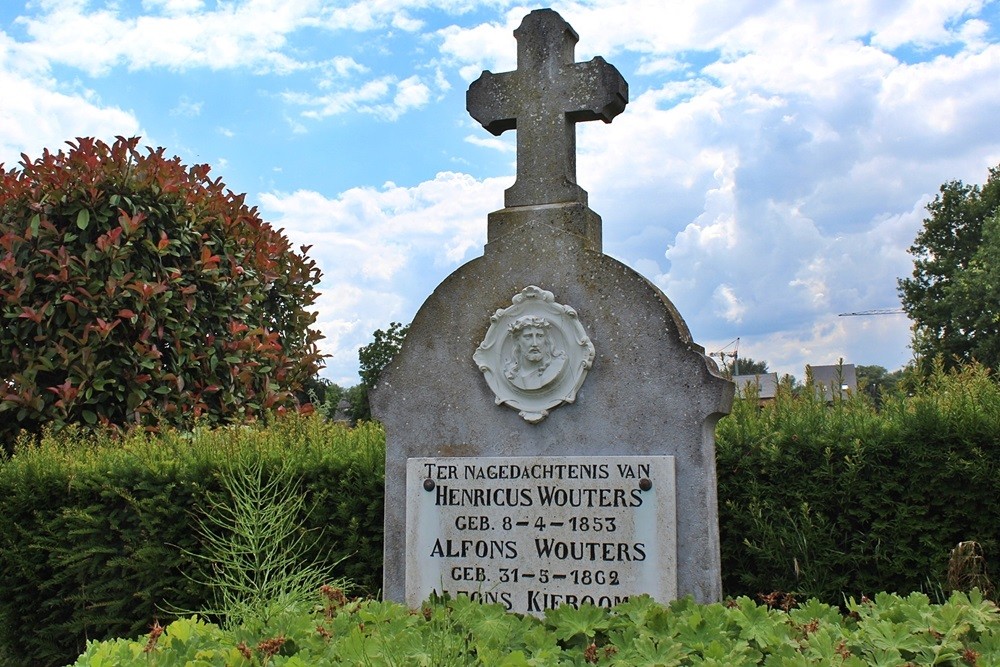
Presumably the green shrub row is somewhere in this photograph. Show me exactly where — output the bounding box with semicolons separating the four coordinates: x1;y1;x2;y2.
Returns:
0;417;384;667
717;363;1000;603
73;590;1000;666
3;364;1000;665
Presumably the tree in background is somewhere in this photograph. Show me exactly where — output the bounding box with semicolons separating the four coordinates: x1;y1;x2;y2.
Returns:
855;364;908;406
299;376;346;417
353;321;410;421
0;137;323;447
358;322;410;388
899;165;1000;372
731;356;769;376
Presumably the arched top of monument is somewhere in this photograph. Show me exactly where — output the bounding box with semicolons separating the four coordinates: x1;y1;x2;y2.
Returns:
372;227;733;437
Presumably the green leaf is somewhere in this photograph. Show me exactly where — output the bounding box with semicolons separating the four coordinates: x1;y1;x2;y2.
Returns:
496;651;531;666
627;635;688;666
0;135;322;446
544;603;609;644
863;619;924;654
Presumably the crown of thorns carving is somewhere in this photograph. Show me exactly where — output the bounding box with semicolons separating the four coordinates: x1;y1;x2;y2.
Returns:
508;315;551;334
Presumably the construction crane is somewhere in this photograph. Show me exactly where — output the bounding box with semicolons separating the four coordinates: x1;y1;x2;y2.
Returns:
838;308;906;316
710;337;740;375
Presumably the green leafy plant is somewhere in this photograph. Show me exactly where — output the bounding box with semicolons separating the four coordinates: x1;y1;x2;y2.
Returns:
9;363;1000;663
0;414;384;666
358;322;410;389
179;446;347;638
72;591;1000;666
354;321;410;420
0;137;323;449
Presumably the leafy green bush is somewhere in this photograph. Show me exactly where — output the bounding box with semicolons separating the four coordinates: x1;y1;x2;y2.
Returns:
71;590;1000;666
6;363;1000;664
0;137;323;449
0;415;384;667
717;363;1000;604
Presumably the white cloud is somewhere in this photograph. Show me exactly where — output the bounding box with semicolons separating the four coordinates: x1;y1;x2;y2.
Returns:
464;134;515;153
324;56;368;81
869;1;989;49
635;56;687;76
258;172;505;378
557;1;998;378
5;0;996;384
392;75;431;114
437;16;519;79
876;44;1000;140
170;96;202;117
712;284;746;323
14;0;317;75
391;10;424;32
142;0;206;15
287;74;432;121
0;34;142;165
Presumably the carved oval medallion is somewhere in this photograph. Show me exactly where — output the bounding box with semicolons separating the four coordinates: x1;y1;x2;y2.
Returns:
473;286;595;423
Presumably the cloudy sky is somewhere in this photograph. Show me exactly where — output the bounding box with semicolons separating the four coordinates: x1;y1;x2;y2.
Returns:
2;1;999;385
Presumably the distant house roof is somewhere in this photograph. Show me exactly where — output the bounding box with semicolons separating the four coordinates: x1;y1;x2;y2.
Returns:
733;373;779;400
809;364;858;401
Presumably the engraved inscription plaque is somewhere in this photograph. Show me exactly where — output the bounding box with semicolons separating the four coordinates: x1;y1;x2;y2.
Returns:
405;456;676;614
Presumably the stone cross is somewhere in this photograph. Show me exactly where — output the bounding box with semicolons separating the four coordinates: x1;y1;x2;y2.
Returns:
467;9;628;208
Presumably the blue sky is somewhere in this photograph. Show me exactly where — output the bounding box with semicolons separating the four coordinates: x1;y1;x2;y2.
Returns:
2;1;999;386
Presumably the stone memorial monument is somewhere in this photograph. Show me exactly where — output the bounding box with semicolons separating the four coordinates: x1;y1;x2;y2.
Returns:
372;7;733;613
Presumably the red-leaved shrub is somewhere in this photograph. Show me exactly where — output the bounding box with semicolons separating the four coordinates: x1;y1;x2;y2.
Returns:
0;137;323;446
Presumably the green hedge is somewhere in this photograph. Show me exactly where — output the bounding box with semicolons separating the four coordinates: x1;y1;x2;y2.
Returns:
0;417;384;667
717;364;1000;603
3;365;1000;665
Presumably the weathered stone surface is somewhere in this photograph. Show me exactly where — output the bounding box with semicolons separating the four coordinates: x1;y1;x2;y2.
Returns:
373;215;733;604
487;202;602;251
373;7;732;608
467;8;628;208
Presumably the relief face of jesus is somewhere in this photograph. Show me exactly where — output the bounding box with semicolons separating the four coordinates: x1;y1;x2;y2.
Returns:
504;316;566;391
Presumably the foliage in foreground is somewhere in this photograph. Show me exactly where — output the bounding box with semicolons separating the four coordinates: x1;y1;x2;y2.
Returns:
0;415;384;667
179;450;348;636
0;136;323;449
73;590;1000;666
7;364;1000;664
